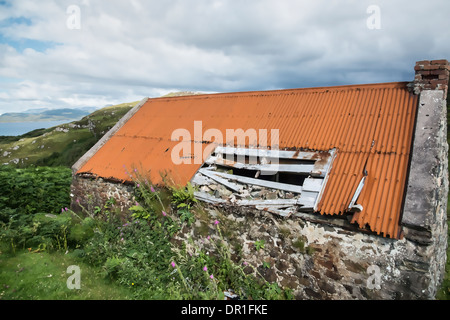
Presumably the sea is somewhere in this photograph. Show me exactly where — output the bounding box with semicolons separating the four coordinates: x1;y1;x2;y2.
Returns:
0;120;70;136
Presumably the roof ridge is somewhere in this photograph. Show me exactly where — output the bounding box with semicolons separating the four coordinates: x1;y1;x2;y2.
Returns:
150;82;411;101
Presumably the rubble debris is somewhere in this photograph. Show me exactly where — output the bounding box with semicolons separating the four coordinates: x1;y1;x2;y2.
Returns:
191;146;339;218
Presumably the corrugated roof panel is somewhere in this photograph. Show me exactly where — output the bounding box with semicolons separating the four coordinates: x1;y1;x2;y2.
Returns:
77;82;418;238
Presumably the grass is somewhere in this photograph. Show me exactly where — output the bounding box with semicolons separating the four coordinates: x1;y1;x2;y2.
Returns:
0;249;133;300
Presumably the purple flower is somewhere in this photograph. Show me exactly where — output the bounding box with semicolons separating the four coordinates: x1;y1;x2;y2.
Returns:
209;274;214;280
135;201;139;206
137;183;140;188
203;266;208;272
214;220;219;225
243;261;248;266
65;207;68;211
171;261;176;268
150;186;155;192
162;211;167;216
134;168;137;173
61;208;64;213
207;235;211;240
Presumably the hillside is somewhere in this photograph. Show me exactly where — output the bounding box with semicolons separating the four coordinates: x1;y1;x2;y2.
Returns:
0;101;138;167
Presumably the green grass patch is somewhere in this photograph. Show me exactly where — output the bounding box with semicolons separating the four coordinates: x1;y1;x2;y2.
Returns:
0;250;133;300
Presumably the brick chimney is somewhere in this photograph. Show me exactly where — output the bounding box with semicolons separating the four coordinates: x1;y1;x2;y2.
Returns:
412;59;449;96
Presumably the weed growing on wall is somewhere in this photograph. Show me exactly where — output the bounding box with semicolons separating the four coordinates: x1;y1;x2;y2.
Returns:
0;165;292;300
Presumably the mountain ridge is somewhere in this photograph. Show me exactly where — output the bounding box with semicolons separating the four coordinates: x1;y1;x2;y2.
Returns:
0;107;99;123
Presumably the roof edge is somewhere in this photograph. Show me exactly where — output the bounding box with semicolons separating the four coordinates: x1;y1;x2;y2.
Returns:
72;97;149;174
149;81;412;101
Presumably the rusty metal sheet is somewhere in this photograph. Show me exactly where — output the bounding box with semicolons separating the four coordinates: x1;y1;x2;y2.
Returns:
76;82;418;238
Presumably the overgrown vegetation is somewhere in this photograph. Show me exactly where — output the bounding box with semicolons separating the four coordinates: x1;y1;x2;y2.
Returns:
0;166;292;300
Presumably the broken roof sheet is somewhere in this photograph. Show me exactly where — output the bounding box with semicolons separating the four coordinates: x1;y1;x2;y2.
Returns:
75;82;418;238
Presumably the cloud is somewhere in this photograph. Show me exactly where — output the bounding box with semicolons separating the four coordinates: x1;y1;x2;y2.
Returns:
0;0;449;114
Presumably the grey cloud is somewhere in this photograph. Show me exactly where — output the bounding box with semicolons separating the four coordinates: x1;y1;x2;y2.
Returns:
0;0;449;114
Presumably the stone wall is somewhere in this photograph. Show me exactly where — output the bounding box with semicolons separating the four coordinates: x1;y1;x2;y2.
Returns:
71;172;446;299
70;174;134;216
173;203;441;299
401;89;449;298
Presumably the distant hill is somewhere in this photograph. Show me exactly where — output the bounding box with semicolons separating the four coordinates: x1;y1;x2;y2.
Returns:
0;108;97;123
0;101;138;167
161;91;203;97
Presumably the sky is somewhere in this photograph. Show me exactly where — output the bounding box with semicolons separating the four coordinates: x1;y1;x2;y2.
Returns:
0;0;449;115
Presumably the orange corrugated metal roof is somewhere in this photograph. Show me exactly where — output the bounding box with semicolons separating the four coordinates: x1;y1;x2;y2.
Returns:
77;82;418;238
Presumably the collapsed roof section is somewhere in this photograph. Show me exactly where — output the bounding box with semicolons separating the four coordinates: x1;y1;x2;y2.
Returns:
192;147;337;218
74;82;419;238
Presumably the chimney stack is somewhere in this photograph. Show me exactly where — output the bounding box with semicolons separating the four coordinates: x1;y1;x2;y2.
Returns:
412;59;449;96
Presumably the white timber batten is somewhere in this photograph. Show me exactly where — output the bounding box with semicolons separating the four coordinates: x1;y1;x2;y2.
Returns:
191;146;338;217
200;169;303;194
206;157;315;175
214;146;323;161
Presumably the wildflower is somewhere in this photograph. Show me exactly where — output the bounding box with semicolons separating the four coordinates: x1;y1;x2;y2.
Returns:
162;211;167;216
134;168;137;172
171;261;176;268
150;186;155;192
76;198;80;203
61;208;64;213
209;274;214;280
65;207;68;211
214;220;219;225
243;261;248;266
203;266;208;272
121;238;124;241
135;201;139;206
207;235;211;240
